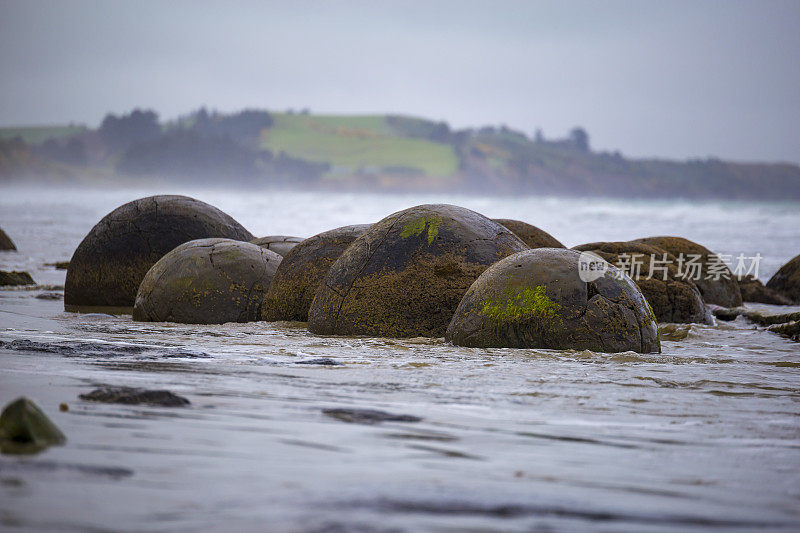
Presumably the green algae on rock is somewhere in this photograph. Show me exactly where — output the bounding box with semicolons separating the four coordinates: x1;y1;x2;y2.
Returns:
308;205;528;338
446;248;660;353
261;224;371;322
766;253;800;304
133;238;281;324
65;195;254;310
0;270;35;286
573;241;711;324
631;236;742;308
0;397;66;455
492;219;564;249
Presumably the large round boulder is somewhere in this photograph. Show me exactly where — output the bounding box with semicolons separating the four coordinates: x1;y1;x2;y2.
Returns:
308;205;528;338
0;227;16;251
738;274;793;305
766;254;800;304
250;235;304;257
446;248;660;353
573;241;711;324
65;195;253;310
631;236;742;307
261;224;371;322
133;238;281;324
492;219;564;248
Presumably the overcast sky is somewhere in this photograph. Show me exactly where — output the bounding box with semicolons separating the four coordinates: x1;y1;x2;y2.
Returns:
1;0;798;164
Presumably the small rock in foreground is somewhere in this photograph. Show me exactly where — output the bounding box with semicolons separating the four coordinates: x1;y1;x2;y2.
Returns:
0;397;66;455
79;387;190;407
322;408;422;425
0;271;35;286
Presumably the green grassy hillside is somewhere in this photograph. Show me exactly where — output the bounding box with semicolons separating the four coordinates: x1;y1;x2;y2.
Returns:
260;113;458;177
0;125;87;144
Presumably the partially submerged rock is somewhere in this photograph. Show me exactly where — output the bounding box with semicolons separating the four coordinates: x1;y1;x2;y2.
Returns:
308;205;528;338
65;195;254;310
445;248;660;353
632;236;742;307
0;270;35;286
736;274;793;305
0;227;16;251
250;235;304;257
573;241;711;324
766;253;800;304
133;238;281;324
45;261;70;270
0;397;66;454
492;219;564;248
261;224;371;322
322;408;422;424
79;387;190;407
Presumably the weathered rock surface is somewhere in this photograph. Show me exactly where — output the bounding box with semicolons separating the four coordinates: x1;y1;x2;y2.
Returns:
65;195;254;309
79;387;190;407
445;248;660;353
492;219;564;248
0;227;16;251
0;397;66;454
0;270;35;286
631;236;742;307
133;238;281;324
766;253;800;304
322;408;422;424
250;235;304;257
308;205;528;338
261;224;370;322
736;274;793;305
573;241;711;323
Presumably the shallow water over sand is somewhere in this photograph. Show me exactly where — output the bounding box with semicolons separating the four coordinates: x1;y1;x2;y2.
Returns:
1;188;799;532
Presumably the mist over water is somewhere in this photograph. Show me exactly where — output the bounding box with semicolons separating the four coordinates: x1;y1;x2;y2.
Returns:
1;188;799;531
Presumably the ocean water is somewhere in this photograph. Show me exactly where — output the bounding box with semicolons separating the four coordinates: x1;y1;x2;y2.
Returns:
1;187;799;532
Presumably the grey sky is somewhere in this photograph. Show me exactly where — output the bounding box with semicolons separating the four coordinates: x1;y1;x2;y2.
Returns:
1;0;799;164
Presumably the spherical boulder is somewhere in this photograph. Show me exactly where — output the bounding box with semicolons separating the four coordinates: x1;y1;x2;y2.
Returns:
445;248;660;353
65;195;253;310
766;254;800;304
631;236;742;307
261;224;371;322
738;274;793;305
492;219;564;248
0;227;16;251
133;238;281;324
250;235;304;257
308;205;528;338
573;241;711;324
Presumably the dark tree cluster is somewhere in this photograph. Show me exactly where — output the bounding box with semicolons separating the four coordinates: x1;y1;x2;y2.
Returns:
35;137;87;165
99;109;161;152
188;108;274;146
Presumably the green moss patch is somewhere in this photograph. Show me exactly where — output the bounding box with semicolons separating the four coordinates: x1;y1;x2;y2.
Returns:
481;285;560;321
400;215;441;245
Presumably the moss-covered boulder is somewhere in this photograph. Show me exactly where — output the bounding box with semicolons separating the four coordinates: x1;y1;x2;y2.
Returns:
446;248;660;353
0;270;35;286
766;254;800;304
307;205;527;338
0;227;16;251
261;224;370;322
133;238;280;324
65;195;253;310
0;397;66;455
737;274;793;305
250;235;304;257
492;219;564;248
573;241;711;324
631;236;742;307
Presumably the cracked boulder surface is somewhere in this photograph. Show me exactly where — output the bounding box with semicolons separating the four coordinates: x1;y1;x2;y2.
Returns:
133;238;281;324
445;248;660;353
492;219;564;249
308;204;528;338
737;274;793;305
766;253;800;304
261;224;371;322
573;241;712;324
631;236;742;308
0;226;16;250
65;195;254;309
250;235;304;257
